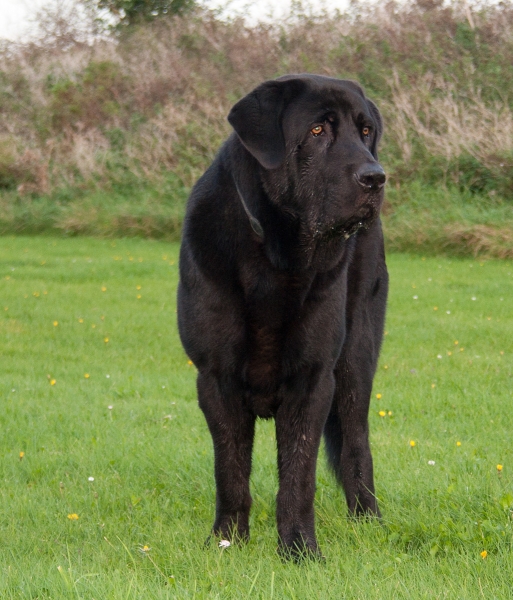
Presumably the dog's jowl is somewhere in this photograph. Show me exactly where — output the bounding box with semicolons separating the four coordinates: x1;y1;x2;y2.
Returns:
177;74;388;558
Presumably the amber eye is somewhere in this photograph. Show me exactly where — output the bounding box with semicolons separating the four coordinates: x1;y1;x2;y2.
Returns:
362;127;370;137
311;125;324;136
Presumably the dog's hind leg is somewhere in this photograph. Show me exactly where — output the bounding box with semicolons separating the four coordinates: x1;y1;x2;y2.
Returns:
324;387;380;517
324;225;388;517
197;373;255;542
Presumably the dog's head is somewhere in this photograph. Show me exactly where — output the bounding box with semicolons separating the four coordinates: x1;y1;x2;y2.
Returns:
228;74;386;241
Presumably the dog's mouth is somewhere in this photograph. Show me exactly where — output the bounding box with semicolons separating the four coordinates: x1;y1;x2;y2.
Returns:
341;219;367;239
319;208;376;241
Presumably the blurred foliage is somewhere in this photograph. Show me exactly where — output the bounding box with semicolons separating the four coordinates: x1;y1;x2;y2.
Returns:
0;0;512;252
97;0;196;25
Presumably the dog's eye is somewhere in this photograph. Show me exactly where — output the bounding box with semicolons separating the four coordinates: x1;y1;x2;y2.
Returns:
311;125;324;137
362;127;371;137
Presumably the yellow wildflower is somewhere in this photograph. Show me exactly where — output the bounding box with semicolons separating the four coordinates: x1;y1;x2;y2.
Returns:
480;550;487;559
376;393;382;399
409;440;416;447
67;514;79;520
84;373;90;379
497;464;503;472
378;411;386;417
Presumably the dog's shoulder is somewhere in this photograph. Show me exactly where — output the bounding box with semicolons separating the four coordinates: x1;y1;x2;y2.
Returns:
183;135;242;225
181;136;246;280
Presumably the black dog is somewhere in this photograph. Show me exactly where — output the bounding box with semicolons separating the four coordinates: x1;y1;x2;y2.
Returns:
178;74;388;558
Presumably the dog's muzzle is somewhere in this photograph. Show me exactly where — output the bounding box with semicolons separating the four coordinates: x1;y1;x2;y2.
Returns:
355;164;386;192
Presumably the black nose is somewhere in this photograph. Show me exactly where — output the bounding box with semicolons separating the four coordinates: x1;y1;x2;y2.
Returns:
355;164;386;191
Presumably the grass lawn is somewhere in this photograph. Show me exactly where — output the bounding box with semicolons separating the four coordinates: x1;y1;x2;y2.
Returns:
1;236;512;599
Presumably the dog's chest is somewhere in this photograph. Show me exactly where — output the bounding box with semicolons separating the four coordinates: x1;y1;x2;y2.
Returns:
240;268;345;415
243;316;299;417
245;319;286;390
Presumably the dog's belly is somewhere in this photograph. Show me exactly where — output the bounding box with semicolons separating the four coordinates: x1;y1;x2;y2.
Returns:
243;323;285;417
247;389;280;418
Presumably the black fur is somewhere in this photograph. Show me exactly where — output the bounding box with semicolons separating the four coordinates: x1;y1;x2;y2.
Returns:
177;74;388;558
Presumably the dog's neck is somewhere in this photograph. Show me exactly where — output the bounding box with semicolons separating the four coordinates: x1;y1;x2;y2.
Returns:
230;149;354;272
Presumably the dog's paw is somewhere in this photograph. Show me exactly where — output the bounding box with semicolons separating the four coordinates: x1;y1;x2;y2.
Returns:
277;537;325;563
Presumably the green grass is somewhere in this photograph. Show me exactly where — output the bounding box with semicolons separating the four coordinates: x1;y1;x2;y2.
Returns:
383;182;513;258
1;236;512;599
3;181;513;259
0;176;188;239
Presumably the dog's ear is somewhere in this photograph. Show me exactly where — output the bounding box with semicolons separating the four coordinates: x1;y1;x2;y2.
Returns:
228;79;305;169
367;98;383;160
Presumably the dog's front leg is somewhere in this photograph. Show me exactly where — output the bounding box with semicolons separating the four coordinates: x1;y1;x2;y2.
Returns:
197;373;255;542
274;370;334;559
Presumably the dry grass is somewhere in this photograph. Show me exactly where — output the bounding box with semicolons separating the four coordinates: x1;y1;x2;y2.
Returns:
443;223;513;259
384;219;513;259
387;71;513;171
